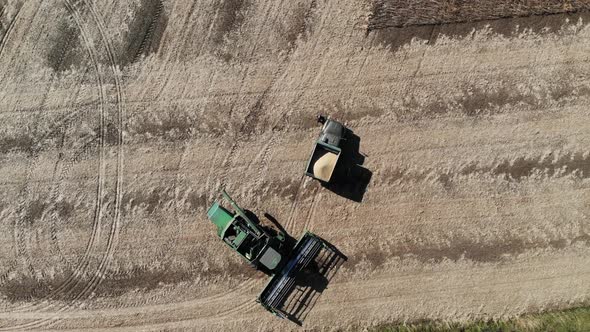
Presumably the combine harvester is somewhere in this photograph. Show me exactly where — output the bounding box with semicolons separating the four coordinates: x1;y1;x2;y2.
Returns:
206;190;332;318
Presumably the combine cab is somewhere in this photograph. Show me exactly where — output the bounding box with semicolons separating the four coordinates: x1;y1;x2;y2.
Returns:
207;190;285;272
206;190;329;317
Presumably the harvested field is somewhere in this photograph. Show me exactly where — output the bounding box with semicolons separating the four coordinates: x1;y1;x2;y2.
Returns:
0;0;589;331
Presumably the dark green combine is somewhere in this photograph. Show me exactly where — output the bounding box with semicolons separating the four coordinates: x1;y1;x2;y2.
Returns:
207;190;285;272
206;190;328;318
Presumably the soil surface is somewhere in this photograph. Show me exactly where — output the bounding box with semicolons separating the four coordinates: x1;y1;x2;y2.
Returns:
0;0;589;331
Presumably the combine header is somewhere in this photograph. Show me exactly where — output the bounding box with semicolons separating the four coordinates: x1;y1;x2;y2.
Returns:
206;190;329;318
257;231;324;318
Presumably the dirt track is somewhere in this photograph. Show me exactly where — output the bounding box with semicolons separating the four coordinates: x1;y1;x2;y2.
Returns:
0;0;590;331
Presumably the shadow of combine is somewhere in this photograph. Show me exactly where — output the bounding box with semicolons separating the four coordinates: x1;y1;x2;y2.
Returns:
263;213;347;326
322;130;372;202
264;213;296;248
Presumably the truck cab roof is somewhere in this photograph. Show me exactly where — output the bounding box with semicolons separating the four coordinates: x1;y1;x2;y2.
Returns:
319;119;345;147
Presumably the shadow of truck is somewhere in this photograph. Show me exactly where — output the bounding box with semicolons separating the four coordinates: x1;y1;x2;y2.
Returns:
321;129;372;202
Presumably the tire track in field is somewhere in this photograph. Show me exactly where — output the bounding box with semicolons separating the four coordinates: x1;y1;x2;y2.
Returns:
204;146;222;203
306;0;333;55
283;177;319;234
11;255;585;330
151;0;208;101
251;138;276;190
283;174;307;231
73;0;125;304
197;0;237;58
132;0;164;64
175;0;206;62
243;2;325;236
0;1;48;309
34;0;126;319
1;0;127;328
51;0;264;324
46;68;98;270
250;35;323;235
0;3;21;59
205;103;279;316
171;68;221;227
244;0;287;59
47;134;99;270
192;0;296;316
301;185;321;232
2;48;586;123
321;264;590;310
0;110;96;310
0;2;45;86
236;0;324;235
25;15;95;272
26;0;109;310
132;0;180;101
217;47;288;189
100;50;256;320
217;298;258;318
1;0;109;320
226;0;315;191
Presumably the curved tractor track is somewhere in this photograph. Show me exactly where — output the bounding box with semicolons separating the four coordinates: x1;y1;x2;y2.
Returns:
0;0;590;331
0;0;126;330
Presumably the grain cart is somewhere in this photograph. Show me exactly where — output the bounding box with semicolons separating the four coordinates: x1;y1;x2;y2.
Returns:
206;189;327;318
304;115;348;183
